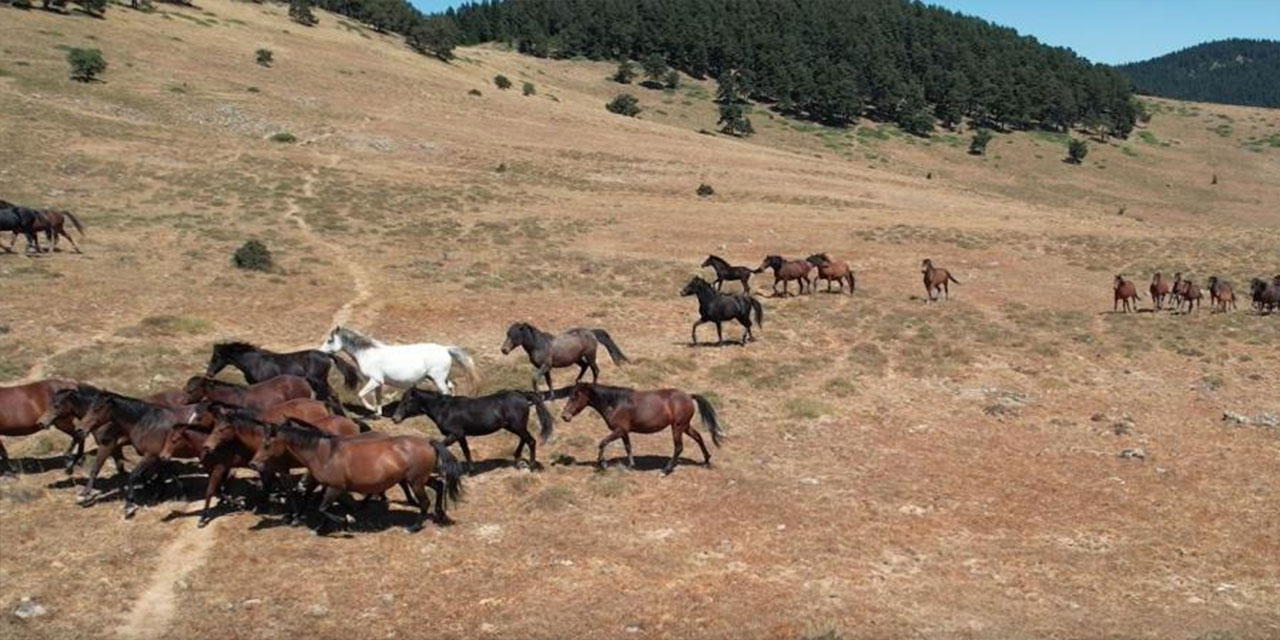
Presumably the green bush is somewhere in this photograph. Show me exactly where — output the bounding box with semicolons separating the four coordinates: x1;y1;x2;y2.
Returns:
255;48;273;67
696;183;715;197
270;132;297;143
606;93;641;117
289;0;317;26
968;129;993;155
233;240;273;272
493;74;512;90
663;69;680;89
612;60;635;84
67;48;107;82
522;81;536;96
1067;138;1089;164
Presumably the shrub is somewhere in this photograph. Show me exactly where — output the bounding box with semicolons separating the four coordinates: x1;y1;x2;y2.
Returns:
641;53;667;85
12;0;33;9
493;74;511;90
522;81;536;96
696;183;715;197
968;128;993;155
717;103;754;136
74;0;106;15
467;88;482;96
255;48;273;67
1067;138;1089;164
606;93;641;117
289;0;317;26
233;240;273;272
269;132;297;143
663;69;680;89
66;48;107;82
612;60;635;84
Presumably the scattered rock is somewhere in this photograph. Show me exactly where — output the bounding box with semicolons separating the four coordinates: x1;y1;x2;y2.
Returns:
1090;413;1106;422
1112;421;1132;436
12;597;47;620
1118;448;1147;461
307;604;329;618
1222;411;1279;428
241;598;261;608
379;594;395;605
799;477;820;485
479;623;498;634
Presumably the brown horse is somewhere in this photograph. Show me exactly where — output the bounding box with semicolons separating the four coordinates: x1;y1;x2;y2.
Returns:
1207;277;1236;313
921;259;961;301
182;375;314;412
1170;272;1185;309
74;392;201;517
1113;274;1142;313
251;422;463;534
501;322;629;393
0;379;77;471
1150;273;1172;310
558;383;724;475
1177;278;1203;313
30;209;85;253
805;254;856;295
757;255;813;296
39;384;190;473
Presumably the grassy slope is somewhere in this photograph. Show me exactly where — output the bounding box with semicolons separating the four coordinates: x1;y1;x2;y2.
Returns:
3;3;1280;639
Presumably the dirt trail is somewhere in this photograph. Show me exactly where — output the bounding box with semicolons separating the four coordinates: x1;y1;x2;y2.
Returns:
114;512;219;640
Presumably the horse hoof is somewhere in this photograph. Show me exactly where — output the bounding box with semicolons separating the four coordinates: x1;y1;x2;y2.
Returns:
123;506;137;519
405;523;424;534
197;518;210;529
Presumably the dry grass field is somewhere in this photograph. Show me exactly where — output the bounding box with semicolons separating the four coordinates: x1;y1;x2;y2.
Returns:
3;3;1280;639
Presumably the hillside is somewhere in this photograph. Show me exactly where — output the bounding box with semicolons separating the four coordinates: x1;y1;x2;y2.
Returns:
4;3;1280;640
1119;38;1280;108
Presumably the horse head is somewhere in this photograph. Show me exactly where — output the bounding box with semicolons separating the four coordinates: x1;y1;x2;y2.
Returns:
319;327;345;354
501;323;532;354
560;383;593;422
759;255;782;272
806;253;831;267
921;258;934;273
681;276;710;297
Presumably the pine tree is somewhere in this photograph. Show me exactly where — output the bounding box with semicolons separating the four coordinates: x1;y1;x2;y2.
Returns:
289;0;318;26
1067;139;1089;164
613;60;635;84
718;103;754;136
407;17;458;61
641;53;667;86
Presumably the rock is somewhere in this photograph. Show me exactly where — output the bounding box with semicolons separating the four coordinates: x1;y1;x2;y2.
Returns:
479;623;498;634
1119;448;1147;461
1222;411;1278;428
241;599;261;608
1223;411;1249;424
1112;421;1132;436
379;594;395;605
799;477;820;485
1090;413;1106;422
307;604;329;618
12;597;47;620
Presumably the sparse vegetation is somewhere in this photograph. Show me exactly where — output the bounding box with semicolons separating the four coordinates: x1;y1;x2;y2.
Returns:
66;47;107;82
233;239;273;272
468;88;482;96
606;93;641;117
718;102;754;137
269;132;297;143
255;48;274;67
493;74;512;90
522;81;536;96
612;59;635;84
1067;138;1089;164
696;183;715;197
969;129;993;155
289;0;318;26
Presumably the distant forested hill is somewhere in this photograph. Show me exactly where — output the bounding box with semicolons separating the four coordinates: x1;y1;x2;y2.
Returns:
1118;39;1280;108
439;0;1139;137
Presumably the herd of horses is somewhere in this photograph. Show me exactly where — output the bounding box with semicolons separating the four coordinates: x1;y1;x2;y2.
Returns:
1113;272;1280;314
0;199;85;254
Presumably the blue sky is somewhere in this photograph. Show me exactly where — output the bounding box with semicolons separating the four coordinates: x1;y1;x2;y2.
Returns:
407;0;1278;65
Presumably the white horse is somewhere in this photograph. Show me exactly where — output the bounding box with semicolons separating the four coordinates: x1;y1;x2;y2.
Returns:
319;326;479;412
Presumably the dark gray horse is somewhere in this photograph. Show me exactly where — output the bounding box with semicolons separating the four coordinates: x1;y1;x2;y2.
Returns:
500;322;628;393
680;276;763;345
0;201;46;254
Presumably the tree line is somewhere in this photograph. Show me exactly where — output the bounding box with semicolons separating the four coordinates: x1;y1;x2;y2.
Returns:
438;0;1139;137
1118;39;1280;109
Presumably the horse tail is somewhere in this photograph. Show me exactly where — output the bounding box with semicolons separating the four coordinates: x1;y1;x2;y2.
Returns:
63;211;85;236
590;329;629;365
692;394;725;447
749;296;764;327
847;273;856;293
447;347;479;390
522;392;555;444
329;353;360;390
431;440;464;505
947;272;961;285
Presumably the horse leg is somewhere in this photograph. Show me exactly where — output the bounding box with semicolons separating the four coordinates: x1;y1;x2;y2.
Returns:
620;433;635;469
456;436;474;472
737;315;752;345
406;479;429;533
123;454;160;519
690;320;703;345
714;278;723;292
663;427;685;475
0;440;10;474
399;480;420;507
575;361;590;383
596;429;626;470
715;321;724;345
61;229;82;254
686;424;712;466
199;463;231;528
314;487;346;535
430;476;453;525
511;426;536;469
356;378;382;412
741;277;750;294
79;438;118;504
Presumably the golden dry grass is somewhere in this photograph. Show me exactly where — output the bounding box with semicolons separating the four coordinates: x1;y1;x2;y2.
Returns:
3;3;1280;639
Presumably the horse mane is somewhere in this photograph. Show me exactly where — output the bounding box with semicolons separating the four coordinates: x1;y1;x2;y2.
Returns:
277;420;335;449
334;326;379;351
705;255;728;267
582;383;633;406
100;392;174;432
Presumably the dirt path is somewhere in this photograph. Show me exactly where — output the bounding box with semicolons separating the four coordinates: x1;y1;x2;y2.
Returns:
114;512;219;640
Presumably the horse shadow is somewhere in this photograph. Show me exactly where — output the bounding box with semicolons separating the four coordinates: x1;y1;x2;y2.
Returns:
247;494;436;536
675;340;748;349
3;455;75;475
571;454;706;473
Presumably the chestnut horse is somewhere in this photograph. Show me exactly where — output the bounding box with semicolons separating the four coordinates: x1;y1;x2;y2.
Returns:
557;383;724;475
182;375;314;412
805;254;856;295
1150;273;1172;310
501;322;629;393
0;379;76;471
1170;272;1185;308
757;255;812;296
921;259;960;301
1113;275;1142;312
252;422;463;534
40;384;191;473
1207;277;1236;313
1177;278;1203;313
701;255;755;294
30;209;85;253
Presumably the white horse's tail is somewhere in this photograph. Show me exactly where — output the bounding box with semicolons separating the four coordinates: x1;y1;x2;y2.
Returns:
447;346;479;391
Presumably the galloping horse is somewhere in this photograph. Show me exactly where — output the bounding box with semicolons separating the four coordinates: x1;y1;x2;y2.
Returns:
320;326;478;413
182;375;315;412
1207;277;1236;313
1177;278;1203;313
757;255;812;297
0;379;76;471
1170;272;1185;309
1251;278;1280;313
39;384;189;473
680;276;763;345
390;388;554;470
557;383;725;475
1113;274;1141;313
205;341;360;413
921;259;960;301
500;322;628;393
700;255;755;294
805;254;856;295
29;209;85;253
0;204;46;254
1150;273;1173;310
251;423;464;534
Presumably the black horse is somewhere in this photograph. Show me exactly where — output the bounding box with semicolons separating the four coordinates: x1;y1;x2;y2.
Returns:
389;388;554;470
205;342;360;415
680;276;763;345
500;323;629;393
0;203;46;254
700;255;755;294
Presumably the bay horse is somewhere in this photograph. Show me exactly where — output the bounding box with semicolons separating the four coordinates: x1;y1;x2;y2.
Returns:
500;322;628;393
29;209;85;253
390;388;554;470
757;255;812;297
1170;272;1185;309
805;254;856;295
1207;277;1236;313
921;259;960;301
251;422;464;534
320;326;478;412
1150;273;1172;310
205;341;360;414
0;378;77;471
73;392;201;517
680;276;763;345
701;255;754;293
182;375;314;412
557;382;724;475
1177;278;1203;313
1113;274;1141;313
0;204;46;254
40;384;191;473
